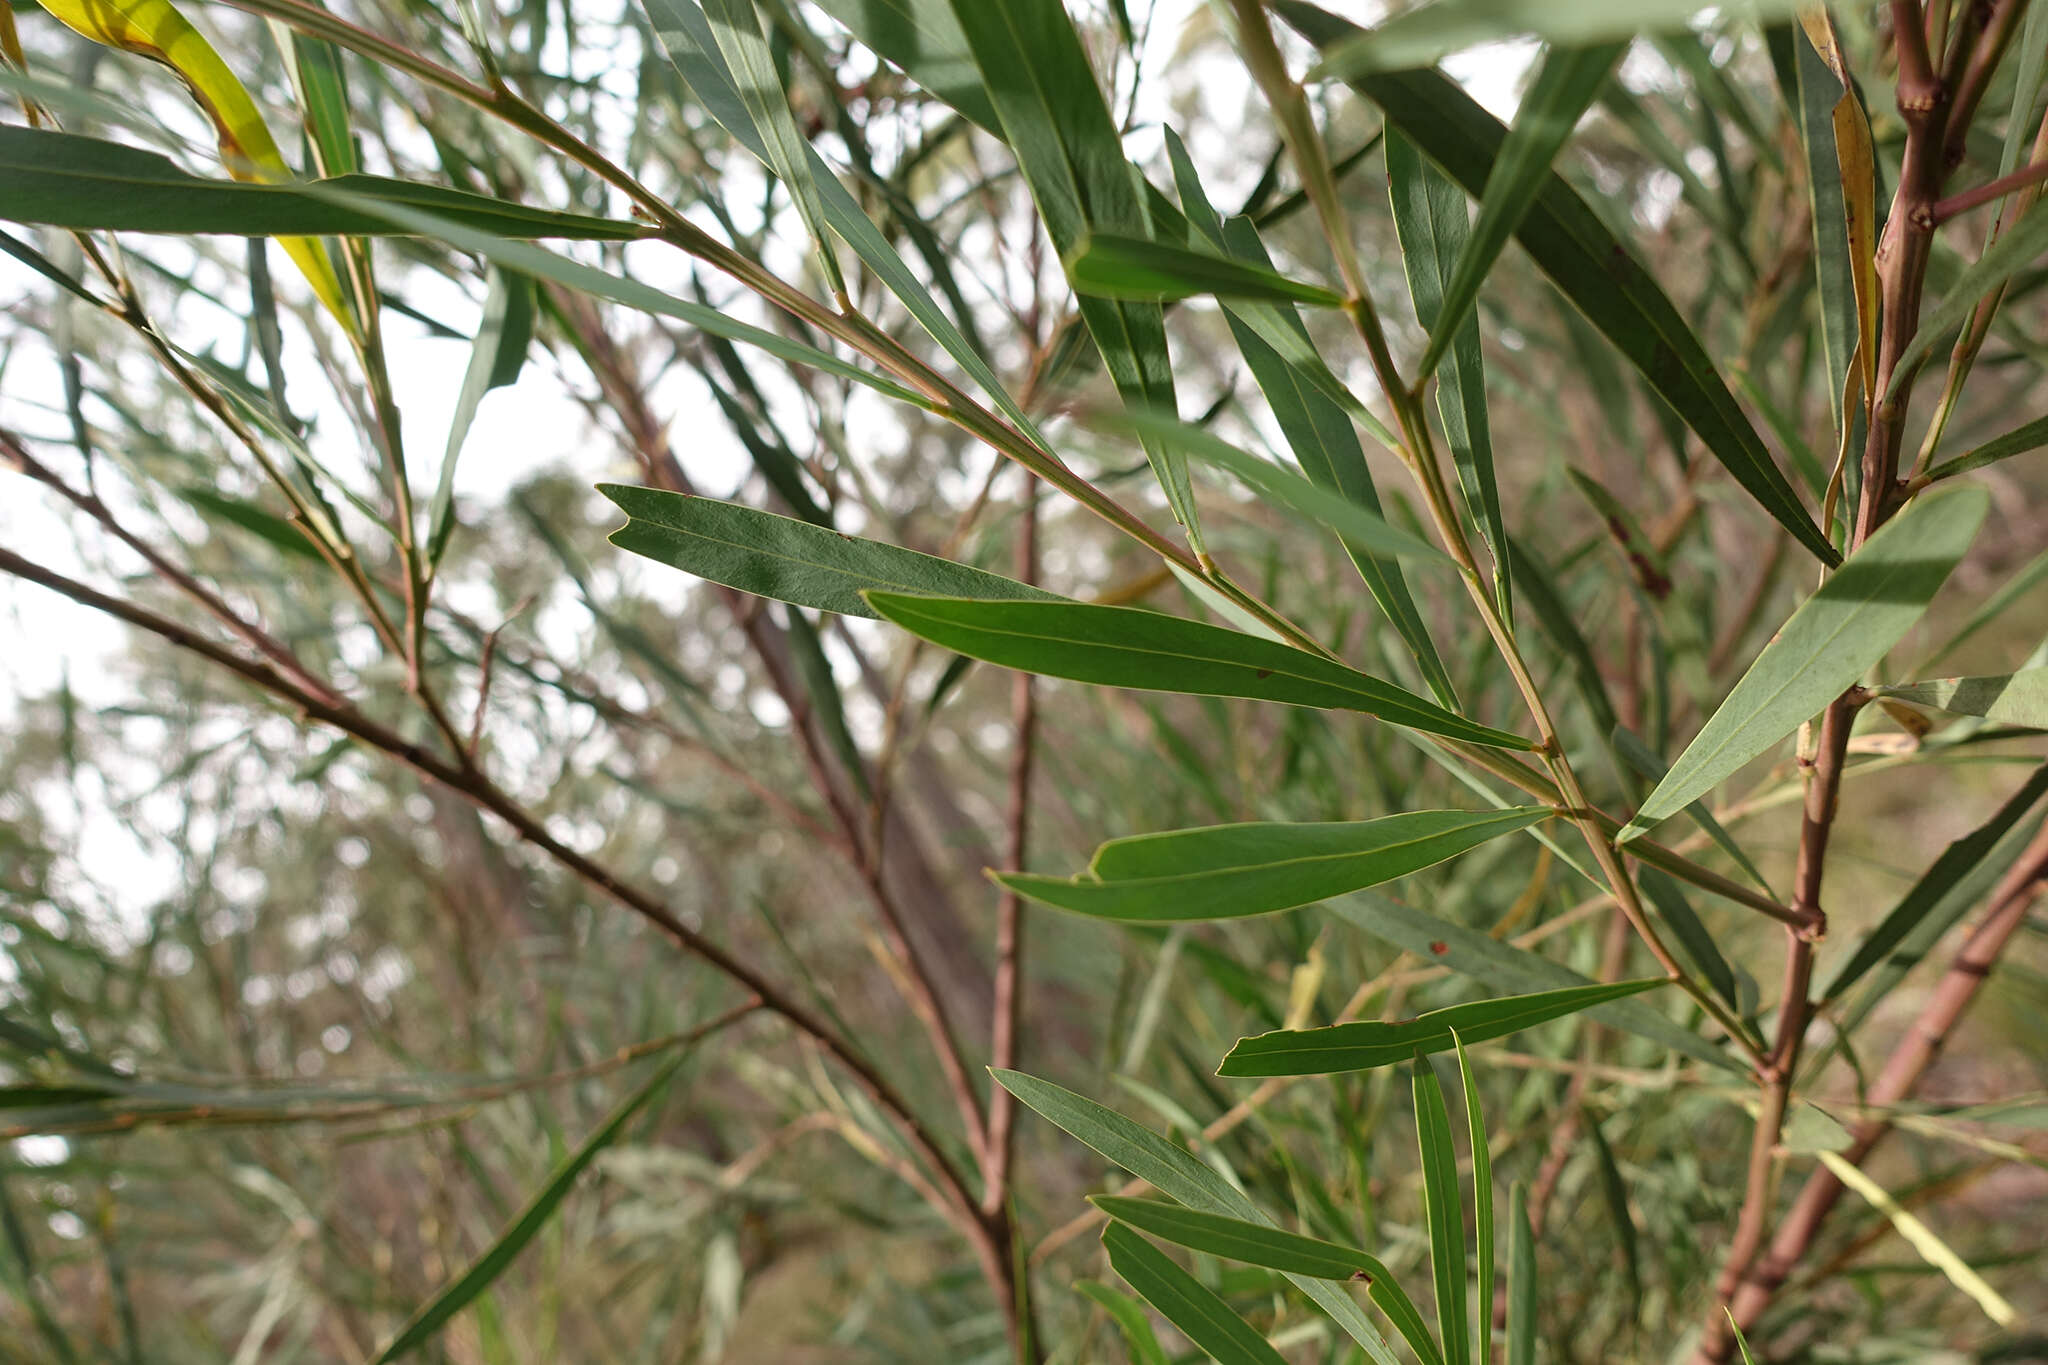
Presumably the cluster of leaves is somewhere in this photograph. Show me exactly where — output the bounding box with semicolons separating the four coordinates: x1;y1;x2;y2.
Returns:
1;0;2046;1362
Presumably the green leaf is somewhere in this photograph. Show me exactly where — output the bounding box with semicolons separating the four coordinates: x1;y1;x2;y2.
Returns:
807;0;999;131
600;485;1057;618
1073;1280;1170;1365
997;807;1547;923
1620;487;1989;839
1280;3;1839;565
1095;1197;1376;1279
1414;1060;1470;1365
1793;24;1860;437
1416;40;1628;383
1781;1101;1854;1154
1094;1199;1445;1364
1331;891;1743;1071
1305;0;1798;78
1638;866;1740;1010
1726;1310;1760;1365
784;608;868;796
1386;128;1508;614
637;0;1050;452
431;268;534;569
1507;1183;1535;1365
1612;725;1775;899
1101;1224;1289;1365
1923;414;2048;484
1218;980;1664;1077
311;186;928;406
862;593;1537;748
1821;762;2048;1007
942;0;1200;544
699;0;846;294
1165;131;1456;705
372;1053;685;1361
175;486;322;562
1584;1114;1641;1320
1874;669;2048;728
0;128;643;239
1064;233;1345;306
1104;408;1451;563
1917;545;2048;673
989;1070;1402;1364
1453;1032;1493;1365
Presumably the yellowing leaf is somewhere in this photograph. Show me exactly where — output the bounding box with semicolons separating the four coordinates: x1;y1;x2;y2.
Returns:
42;0;352;327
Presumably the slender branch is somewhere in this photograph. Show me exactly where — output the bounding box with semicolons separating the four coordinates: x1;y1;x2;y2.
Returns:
1694;5;1974;1351
983;471;1038;1218
5;434;346;711
0;546;994;1247
1724;820;2048;1345
1929;154;2048;222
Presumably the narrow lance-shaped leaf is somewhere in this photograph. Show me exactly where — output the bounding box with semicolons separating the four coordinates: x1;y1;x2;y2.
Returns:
1279;1;1839;565
1874;669;2048;728
1165;130;1457;705
1093;1199;1444;1365
998;807;1547;923
0;129;646;241
1585;1113;1642;1320
35;0;353;325
1418;40;1627;383
636;0;1055;456
1821;762;2048;1006
1386;128;1509;614
1064;233;1345;306
1507;1183;1536;1365
1306;0;1801;78
1101;1224;1290;1365
601;485;1059;618
1102;407;1450;563
372;1052;687;1361
1218;979;1665;1077
308;187;925;405
1638;866;1741;1010
1453;1031;1494;1365
1073;1281;1169;1365
1620;487;1989;839
1792;24;1861;434
1095;1197;1376;1279
700;0;846;294
1923;414;2048;484
807;0;998;131
1332;891;1743;1071
943;0;1201;546
431;268;534;570
990;1069;1402;1364
863;592;1538;749
1414;1059;1471;1365
1612;724;1775;897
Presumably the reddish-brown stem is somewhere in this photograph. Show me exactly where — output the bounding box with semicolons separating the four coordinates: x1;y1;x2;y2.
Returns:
5;435;346;712
0;545;1000;1269
1930;154;2048;222
1694;7;1972;1355
1725;821;2048;1345
983;471;1038;1218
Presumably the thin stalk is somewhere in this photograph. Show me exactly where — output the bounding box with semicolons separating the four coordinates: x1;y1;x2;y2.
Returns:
1228;0;1745;1062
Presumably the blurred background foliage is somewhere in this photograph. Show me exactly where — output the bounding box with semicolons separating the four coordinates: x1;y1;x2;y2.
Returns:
0;0;2045;1361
